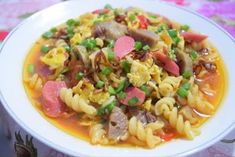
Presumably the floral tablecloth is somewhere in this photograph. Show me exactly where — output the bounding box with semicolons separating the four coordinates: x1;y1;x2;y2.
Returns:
0;0;234;157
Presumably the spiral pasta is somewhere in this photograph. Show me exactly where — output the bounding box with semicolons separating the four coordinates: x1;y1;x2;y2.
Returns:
89;124;108;144
27;73;43;91
159;76;182;97
129;117;163;148
155;98;199;139
187;78;214;115
60;88;97;115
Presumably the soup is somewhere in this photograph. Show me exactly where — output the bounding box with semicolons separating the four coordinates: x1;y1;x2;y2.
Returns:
23;5;226;148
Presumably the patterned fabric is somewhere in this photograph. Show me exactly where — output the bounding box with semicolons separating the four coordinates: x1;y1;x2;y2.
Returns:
0;0;234;156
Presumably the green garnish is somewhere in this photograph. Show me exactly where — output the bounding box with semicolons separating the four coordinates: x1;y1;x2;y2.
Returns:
142;45;150;51
42;31;53;39
104;4;113;9
27;64;34;74
177;87;188;98
66;19;80;27
117;91;127;100
182;70;191;79
182;82;191;90
129;14;136;21
81;39;97;50
128;96;139;106
177;83;191;98
173;37;181;45
168;29;178;38
121;60;130;73
50;27;57;33
140;85;150;97
97;101;116;116
96;80;105;88
101;67;112;75
41;45;49;53
64;45;71;52
108;40;114;48
190;50;198;61
108;86;116;95
168;49;176;61
180;25;190;32
149;15;157;19
156;24;169;33
75;72;84;80
107;49;115;61
134;41;143;51
115;79;126;93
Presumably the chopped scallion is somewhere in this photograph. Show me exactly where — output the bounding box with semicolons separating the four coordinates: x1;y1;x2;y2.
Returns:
177;87;188;98
76;72;84;80
108;86;116;95
42;31;53;39
128;96;139;106
107;49;115;61
190;50;198;61
101;67;112;76
115;79;126;93
41;45;49;53
117;91;127;100
129;14;136;21
104;4;113;9
140;85;150;96
182;70;191;79
134;41;143;51
121;60;130;73
180;25;190;32
97;101;116;115
168;29;178;38
50;27;57;33
142;45;150;51
27;64;34;74
96;80;105;88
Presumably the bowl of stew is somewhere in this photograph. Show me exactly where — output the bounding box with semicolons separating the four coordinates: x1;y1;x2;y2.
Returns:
0;0;235;157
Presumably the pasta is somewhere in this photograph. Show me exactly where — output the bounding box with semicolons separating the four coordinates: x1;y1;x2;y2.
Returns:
159;76;182;97
26;73;43;91
60;88;97;116
23;5;226;149
129;117;163;148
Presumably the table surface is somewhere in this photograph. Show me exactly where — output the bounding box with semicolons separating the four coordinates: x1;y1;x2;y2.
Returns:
0;0;235;157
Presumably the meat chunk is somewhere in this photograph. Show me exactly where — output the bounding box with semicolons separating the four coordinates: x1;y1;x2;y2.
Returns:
129;108;157;125
92;21;127;40
176;50;193;74
129;108;147;124
108;107;128;140
129;29;159;46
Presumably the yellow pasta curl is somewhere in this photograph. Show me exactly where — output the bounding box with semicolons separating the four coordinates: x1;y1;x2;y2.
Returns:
159;76;182;97
129;117;163;148
89;124;108;144
26;73;43;91
60;88;97;116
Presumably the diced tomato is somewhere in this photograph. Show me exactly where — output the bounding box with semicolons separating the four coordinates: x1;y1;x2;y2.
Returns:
42;81;67;118
181;32;208;42
92;8;110;14
137;15;149;29
154;52;179;76
160;132;175;141
114;36;135;59
120;87;146;106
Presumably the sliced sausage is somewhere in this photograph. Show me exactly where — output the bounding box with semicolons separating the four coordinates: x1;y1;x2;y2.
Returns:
181;32;208;42
42;81;67;117
114;36;135;59
120;87;146;106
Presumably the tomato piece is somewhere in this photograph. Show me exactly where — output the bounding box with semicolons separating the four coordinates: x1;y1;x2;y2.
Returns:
92;8;110;14
137;15;149;29
181;32;208;42
42;81;67;117
155;52;179;76
160;132;175;141
114;36;135;59
120;87;145;106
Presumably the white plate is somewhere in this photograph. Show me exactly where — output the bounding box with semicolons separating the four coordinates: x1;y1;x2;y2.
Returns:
0;0;235;157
